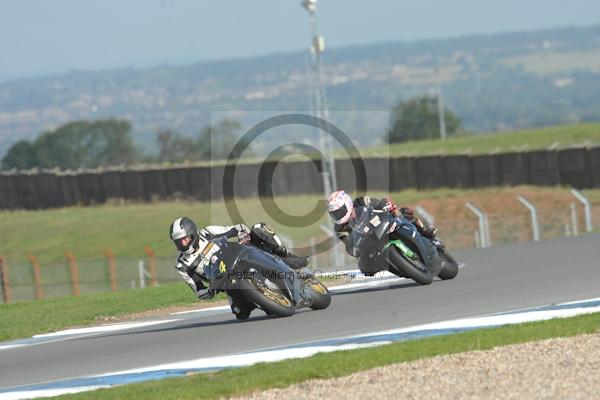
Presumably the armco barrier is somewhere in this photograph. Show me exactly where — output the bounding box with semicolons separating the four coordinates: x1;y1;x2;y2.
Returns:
121;170;146;201
363;158;390;192
416;156;443;190
78;173;105;205
558;148;592;189
142;169;168;200
499;152;530;186
188;167;212;201
59;173;80;206
389;157;417;191
442;155;472;188
334;158;358;193
591;147;600;188
528;150;559;186
0;147;598;209
284;160;323;195
32;173;62;208
471;154;501;188
100;171;124;200
0;174;19;209
13;173;40;209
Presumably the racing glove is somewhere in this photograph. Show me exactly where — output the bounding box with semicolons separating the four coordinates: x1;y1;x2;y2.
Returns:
400;207;416;221
238;230;251;245
383;199;400;216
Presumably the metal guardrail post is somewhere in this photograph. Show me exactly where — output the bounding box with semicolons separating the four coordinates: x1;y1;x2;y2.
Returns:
27;255;44;300
0;256;12;303
104;250;118;293
466;202;491;248
570;203;579;236
571;189;593;232
64;251;80;296
415;205;435;227
138;260;146;289
320;224;342;269
143;246;158;287
517;196;540;242
310;237;317;270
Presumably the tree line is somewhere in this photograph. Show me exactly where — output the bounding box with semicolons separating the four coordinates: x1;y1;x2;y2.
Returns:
1;118;249;171
1;96;461;171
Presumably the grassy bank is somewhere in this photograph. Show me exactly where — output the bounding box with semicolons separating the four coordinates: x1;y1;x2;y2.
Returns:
57;311;600;400
1;187;598;266
358;122;600;157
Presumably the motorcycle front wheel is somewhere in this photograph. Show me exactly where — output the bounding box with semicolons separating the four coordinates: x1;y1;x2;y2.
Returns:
437;248;459;280
305;278;332;310
386;246;434;285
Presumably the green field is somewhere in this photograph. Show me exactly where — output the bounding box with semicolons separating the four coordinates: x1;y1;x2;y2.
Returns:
55;312;600;400
0;195;331;265
502;47;600;76
357;122;600;158
2;186;599;266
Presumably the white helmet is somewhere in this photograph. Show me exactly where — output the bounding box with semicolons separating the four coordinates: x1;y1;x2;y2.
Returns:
169;217;200;255
327;190;353;224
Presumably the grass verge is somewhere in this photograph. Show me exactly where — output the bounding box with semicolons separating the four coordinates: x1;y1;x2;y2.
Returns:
2;187;599;266
56;311;600;400
358;122;600;157
0;283;226;342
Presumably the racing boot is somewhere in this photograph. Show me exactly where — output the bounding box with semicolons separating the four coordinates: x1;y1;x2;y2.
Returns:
227;294;255;321
421;226;445;248
280;252;309;270
250;222;309;270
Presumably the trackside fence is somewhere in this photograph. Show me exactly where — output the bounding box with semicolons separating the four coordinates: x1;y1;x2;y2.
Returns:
0;249;181;303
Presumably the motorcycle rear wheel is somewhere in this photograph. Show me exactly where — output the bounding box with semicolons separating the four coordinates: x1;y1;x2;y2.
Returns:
237;278;295;317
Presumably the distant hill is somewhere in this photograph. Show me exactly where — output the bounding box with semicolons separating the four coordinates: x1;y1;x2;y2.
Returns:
1;24;600;158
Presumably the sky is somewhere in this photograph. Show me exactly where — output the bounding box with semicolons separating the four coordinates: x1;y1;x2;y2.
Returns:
1;0;599;82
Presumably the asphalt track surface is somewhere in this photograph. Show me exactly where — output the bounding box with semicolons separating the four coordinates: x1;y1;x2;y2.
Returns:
1;234;599;390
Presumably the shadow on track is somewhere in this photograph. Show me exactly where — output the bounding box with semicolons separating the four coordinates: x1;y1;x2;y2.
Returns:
76;315;278;340
331;280;421;296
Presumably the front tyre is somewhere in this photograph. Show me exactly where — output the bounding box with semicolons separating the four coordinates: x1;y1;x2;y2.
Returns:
387;246;434;285
237;278;295;317
306;279;332;310
437;249;459;280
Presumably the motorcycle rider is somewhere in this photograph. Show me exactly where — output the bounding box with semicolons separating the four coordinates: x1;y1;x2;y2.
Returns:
169;217;308;320
326;190;440;276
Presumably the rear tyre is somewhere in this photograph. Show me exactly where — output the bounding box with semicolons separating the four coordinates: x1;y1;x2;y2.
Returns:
237;278;295;317
387;246;434;285
306;279;332;310
437;249;459;280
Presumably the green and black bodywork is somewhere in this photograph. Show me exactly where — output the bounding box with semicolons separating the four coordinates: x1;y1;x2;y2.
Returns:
349;206;459;285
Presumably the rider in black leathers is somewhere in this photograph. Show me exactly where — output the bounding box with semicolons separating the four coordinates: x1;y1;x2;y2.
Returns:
327;191;440;276
169;217;307;320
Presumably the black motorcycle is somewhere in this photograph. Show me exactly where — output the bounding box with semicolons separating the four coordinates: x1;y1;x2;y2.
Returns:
349;206;459;285
203;237;331;319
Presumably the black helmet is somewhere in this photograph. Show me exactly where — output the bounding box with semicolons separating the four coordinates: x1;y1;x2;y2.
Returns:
169;217;200;255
